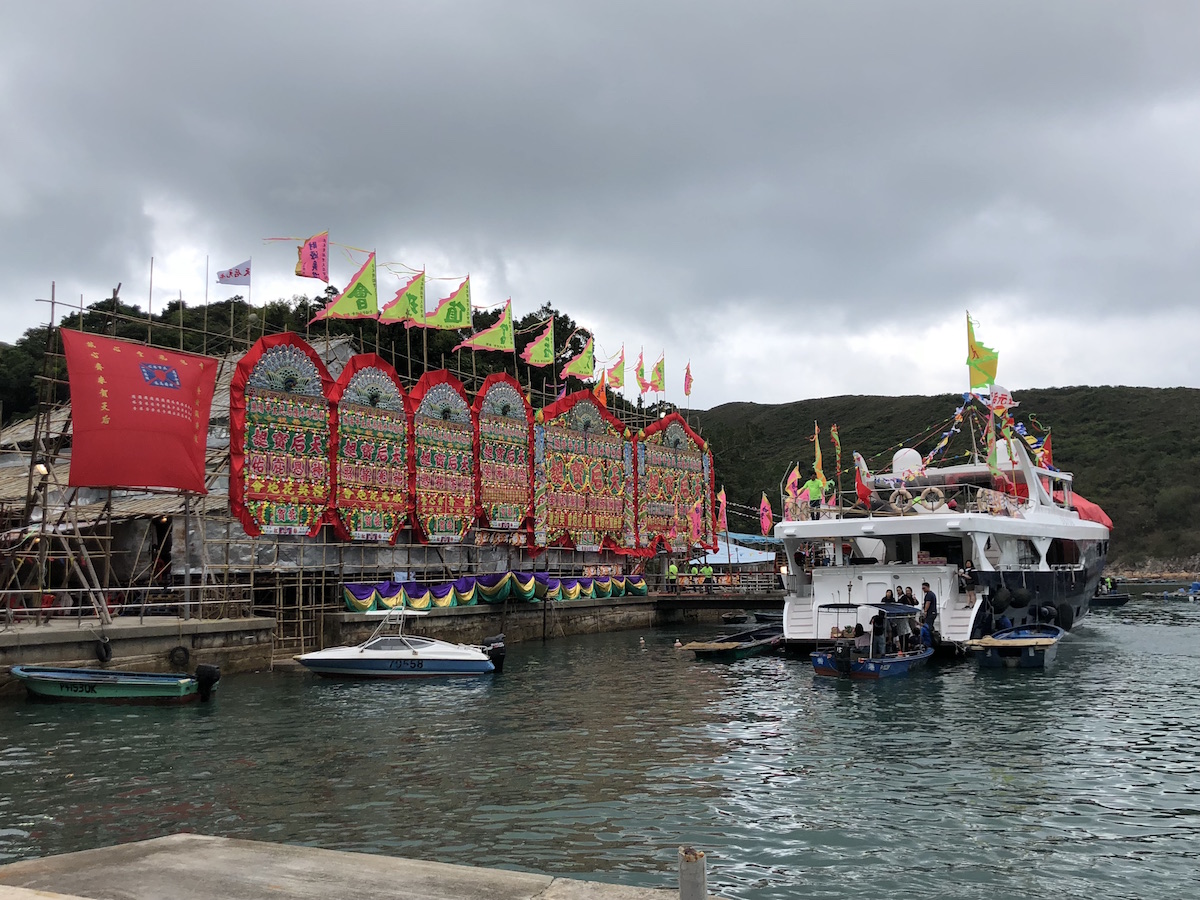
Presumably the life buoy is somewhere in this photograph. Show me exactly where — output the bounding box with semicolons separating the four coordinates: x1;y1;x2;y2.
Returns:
168;645;190;670
1056;602;1076;631
889;489;914;513
94;637;112;663
920;487;945;509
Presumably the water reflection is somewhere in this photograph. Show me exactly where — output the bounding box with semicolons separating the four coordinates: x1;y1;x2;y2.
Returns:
2;604;1199;899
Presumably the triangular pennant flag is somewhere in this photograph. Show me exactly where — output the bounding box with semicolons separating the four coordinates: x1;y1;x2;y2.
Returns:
635;350;650;394
295;232;329;282
310;252;378;322
853;452;873;505
786;465;802;502
378;271;425;325
592;378;607;407
560;338;594;380
1039;432;1053;469
967;312;999;390
649;355;665;392
716;487;727;533
759;493;774;537
454;300;514;352
521;317;555;367
683;361;693;397
421;277;472;330
607;346;625;389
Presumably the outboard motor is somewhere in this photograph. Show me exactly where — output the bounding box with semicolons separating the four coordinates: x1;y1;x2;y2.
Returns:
482;634;506;674
194;664;221;702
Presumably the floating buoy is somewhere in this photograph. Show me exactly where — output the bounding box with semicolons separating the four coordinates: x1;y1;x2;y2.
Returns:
674;639;683;649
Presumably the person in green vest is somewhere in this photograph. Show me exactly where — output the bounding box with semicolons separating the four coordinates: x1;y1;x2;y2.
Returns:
689;562;699;592
667;560;679;594
802;473;828;519
701;562;714;594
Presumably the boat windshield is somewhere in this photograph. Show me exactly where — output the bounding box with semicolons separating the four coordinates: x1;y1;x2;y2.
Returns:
364;635;437;652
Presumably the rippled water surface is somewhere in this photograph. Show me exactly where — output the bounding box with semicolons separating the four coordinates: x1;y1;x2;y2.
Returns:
3;599;1199;898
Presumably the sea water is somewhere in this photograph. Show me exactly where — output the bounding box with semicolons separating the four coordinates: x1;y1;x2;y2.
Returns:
1;598;1197;899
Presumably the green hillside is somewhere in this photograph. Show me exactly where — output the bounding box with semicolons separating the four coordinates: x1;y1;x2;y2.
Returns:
694;386;1200;569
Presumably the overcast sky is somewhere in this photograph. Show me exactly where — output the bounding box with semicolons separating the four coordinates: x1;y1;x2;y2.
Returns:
3;1;1199;408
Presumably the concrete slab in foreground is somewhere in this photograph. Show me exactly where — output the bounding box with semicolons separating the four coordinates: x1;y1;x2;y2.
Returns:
0;833;676;900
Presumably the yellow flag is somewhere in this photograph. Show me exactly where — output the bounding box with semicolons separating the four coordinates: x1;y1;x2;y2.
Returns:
309;252;377;322
966;313;999;389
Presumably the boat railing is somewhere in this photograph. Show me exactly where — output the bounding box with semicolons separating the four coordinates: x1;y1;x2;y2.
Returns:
783;481;1030;523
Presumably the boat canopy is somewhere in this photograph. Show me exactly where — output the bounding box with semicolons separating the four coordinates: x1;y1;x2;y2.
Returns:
1053;491;1113;529
865;602;921;616
697;538;777;566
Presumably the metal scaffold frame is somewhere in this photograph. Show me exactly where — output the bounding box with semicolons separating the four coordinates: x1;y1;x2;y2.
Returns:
0;292;686;656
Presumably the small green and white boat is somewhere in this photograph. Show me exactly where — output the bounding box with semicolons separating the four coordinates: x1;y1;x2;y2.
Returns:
9;665;220;705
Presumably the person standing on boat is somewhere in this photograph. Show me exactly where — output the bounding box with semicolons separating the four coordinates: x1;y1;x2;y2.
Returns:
667;560;679;594
958;560;977;607
802;473;827;519
902;586;918;606
870;611;887;657
701;562;714;594
921;581;938;636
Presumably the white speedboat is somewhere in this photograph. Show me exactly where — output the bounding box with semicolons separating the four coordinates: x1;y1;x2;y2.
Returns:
295;609;505;678
776;390;1110;650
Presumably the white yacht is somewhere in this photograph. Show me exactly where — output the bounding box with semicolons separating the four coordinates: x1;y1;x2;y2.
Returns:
775;393;1110;649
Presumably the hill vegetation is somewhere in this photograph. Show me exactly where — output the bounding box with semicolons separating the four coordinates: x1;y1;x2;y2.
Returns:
694;387;1200;571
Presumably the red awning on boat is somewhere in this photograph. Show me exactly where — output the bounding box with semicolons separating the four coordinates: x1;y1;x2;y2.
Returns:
1054;491;1113;529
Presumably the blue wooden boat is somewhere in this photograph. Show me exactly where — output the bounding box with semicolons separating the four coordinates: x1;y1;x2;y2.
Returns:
9;665;220;704
810;602;933;679
965;623;1066;669
810;644;934;679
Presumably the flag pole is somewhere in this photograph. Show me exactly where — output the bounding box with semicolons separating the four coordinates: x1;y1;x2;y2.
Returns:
202;256;209;356
146;256;154;344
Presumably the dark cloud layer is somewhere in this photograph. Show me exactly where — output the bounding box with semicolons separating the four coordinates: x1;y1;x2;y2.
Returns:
4;1;1199;404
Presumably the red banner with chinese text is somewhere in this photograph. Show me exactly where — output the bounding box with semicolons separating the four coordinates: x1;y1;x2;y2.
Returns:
61;330;217;493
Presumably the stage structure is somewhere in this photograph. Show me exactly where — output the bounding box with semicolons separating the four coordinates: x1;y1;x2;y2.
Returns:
636;413;715;553
1;296;718;658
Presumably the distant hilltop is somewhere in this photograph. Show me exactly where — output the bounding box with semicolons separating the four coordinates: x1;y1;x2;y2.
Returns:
693;385;1200;570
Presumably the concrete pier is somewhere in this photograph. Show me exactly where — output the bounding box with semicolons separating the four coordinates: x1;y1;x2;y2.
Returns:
0;833;677;899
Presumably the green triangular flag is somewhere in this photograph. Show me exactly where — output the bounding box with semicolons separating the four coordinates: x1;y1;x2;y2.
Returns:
379;271;425;325
560;338;594;380
454;300;514;351
424;277;471;330
310;253;377;322
520;317;555;367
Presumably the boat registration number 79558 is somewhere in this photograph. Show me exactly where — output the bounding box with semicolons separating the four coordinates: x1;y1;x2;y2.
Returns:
387;659;424;670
